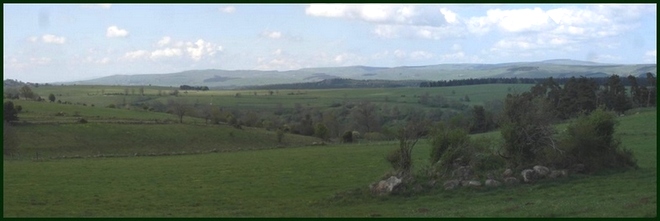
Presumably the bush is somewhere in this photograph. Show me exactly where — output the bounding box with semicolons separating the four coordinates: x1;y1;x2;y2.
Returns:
78;118;88;124
342;131;353;143
549;108;637;172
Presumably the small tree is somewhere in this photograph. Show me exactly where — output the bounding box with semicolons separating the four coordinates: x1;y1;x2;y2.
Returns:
388;113;429;176
3;101;19;122
167;99;189;123
48;93;56;102
314;123;329;141
276;128;285;144
19;85;35;100
342;131;353;143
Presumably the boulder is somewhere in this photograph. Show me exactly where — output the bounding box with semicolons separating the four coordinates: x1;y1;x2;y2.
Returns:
502;168;513;177
370;176;403;195
548;169;568;179
521;169;537;183
485;179;502;187
443;179;460;190
504;177;519;185
533;165;550;178
452;166;473;180
462;180;481;187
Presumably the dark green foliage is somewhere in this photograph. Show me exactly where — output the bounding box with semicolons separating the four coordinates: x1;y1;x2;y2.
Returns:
601;75;631;114
548;108;637;172
469;105;495;133
48;93;56;102
314;123;329;141
499;93;557;169
342;131;353;143
78;118;88;124
3;101;19;122
19;85;35;100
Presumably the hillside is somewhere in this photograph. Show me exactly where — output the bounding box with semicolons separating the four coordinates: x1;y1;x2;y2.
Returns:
65;60;656;88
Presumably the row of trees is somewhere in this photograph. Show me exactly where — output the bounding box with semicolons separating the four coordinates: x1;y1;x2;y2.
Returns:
419;74;655;88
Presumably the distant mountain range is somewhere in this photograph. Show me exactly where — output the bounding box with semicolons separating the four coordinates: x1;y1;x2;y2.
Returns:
67;59;656;88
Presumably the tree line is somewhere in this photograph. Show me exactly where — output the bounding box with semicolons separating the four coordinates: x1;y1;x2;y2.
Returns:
419;74;655;88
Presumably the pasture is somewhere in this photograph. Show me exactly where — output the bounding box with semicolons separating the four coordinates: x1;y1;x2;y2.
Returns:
2;84;656;217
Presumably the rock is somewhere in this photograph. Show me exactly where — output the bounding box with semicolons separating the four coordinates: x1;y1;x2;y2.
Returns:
504;177;519;185
443;179;460;190
548;169;568;179
533;165;550;178
521;169;537;183
503;168;513;177
462;180;481;187
485;179;502;187
452;166;473;180
370;176;403;195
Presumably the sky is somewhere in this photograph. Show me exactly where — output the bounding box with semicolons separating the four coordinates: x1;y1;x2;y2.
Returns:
3;4;657;83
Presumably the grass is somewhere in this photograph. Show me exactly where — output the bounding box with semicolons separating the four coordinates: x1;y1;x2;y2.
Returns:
3;110;656;217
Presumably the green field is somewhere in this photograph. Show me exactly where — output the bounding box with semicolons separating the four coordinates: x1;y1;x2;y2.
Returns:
3;84;656;217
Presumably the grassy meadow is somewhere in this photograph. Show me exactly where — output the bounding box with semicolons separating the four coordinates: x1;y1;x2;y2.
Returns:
2;84;656;217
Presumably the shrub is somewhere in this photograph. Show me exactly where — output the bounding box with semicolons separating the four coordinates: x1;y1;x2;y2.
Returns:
549;108;637;172
342;131;353;143
78;118;88;124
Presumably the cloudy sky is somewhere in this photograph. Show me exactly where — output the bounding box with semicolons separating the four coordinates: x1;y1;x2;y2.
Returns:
3;4;657;83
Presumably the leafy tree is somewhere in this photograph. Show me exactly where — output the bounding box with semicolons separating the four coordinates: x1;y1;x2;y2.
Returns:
499;92;558;169
602;75;631;114
342;131;353;143
19;85;35;100
469;105;494;134
3;101;19;122
314;123;329;141
139;87;145;96
627;75;642;107
48;93;56;102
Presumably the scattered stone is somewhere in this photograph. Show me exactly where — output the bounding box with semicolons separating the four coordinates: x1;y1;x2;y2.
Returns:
504;177;519;186
521;169;537;183
443;179;460;190
370;176;403;195
485;179;502;187
533;165;550;178
503;168;513;177
548;169;568;179
463;180;482;187
452;166;473;180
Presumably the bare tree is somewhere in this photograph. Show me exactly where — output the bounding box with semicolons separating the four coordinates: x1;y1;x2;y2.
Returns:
352;101;380;133
167;99;189;123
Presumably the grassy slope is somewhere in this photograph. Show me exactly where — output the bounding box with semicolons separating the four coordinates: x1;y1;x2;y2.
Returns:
3;109;656;217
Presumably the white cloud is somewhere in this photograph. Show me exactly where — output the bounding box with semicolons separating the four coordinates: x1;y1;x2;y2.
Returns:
261;30;282;39
157;36;171;47
220;6;235;13
409;50;434;60
30;57;52;65
373;25;400;38
185;39;222;61
123;50;149;60
305;4;446;26
42;34;66;44
645;50;656;63
273;49;282;56
28;36;39;42
106;25;129;38
151;48;182;59
81;4;112;9
98;4;112;9
440;8;458;24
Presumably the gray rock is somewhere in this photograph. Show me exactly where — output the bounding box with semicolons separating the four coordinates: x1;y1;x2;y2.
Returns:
443;179;460;190
504;177;519;185
464;180;482;187
371;176;402;195
533;165;550;178
503;168;513;177
521;169;537;183
452;166;473;180
548;169;568;179
485;179;502;187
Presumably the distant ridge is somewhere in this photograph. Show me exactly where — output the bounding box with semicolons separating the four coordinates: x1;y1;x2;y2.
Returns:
65;60;656;88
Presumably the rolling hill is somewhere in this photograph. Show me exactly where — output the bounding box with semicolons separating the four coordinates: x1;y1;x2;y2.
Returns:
66;59;656;88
